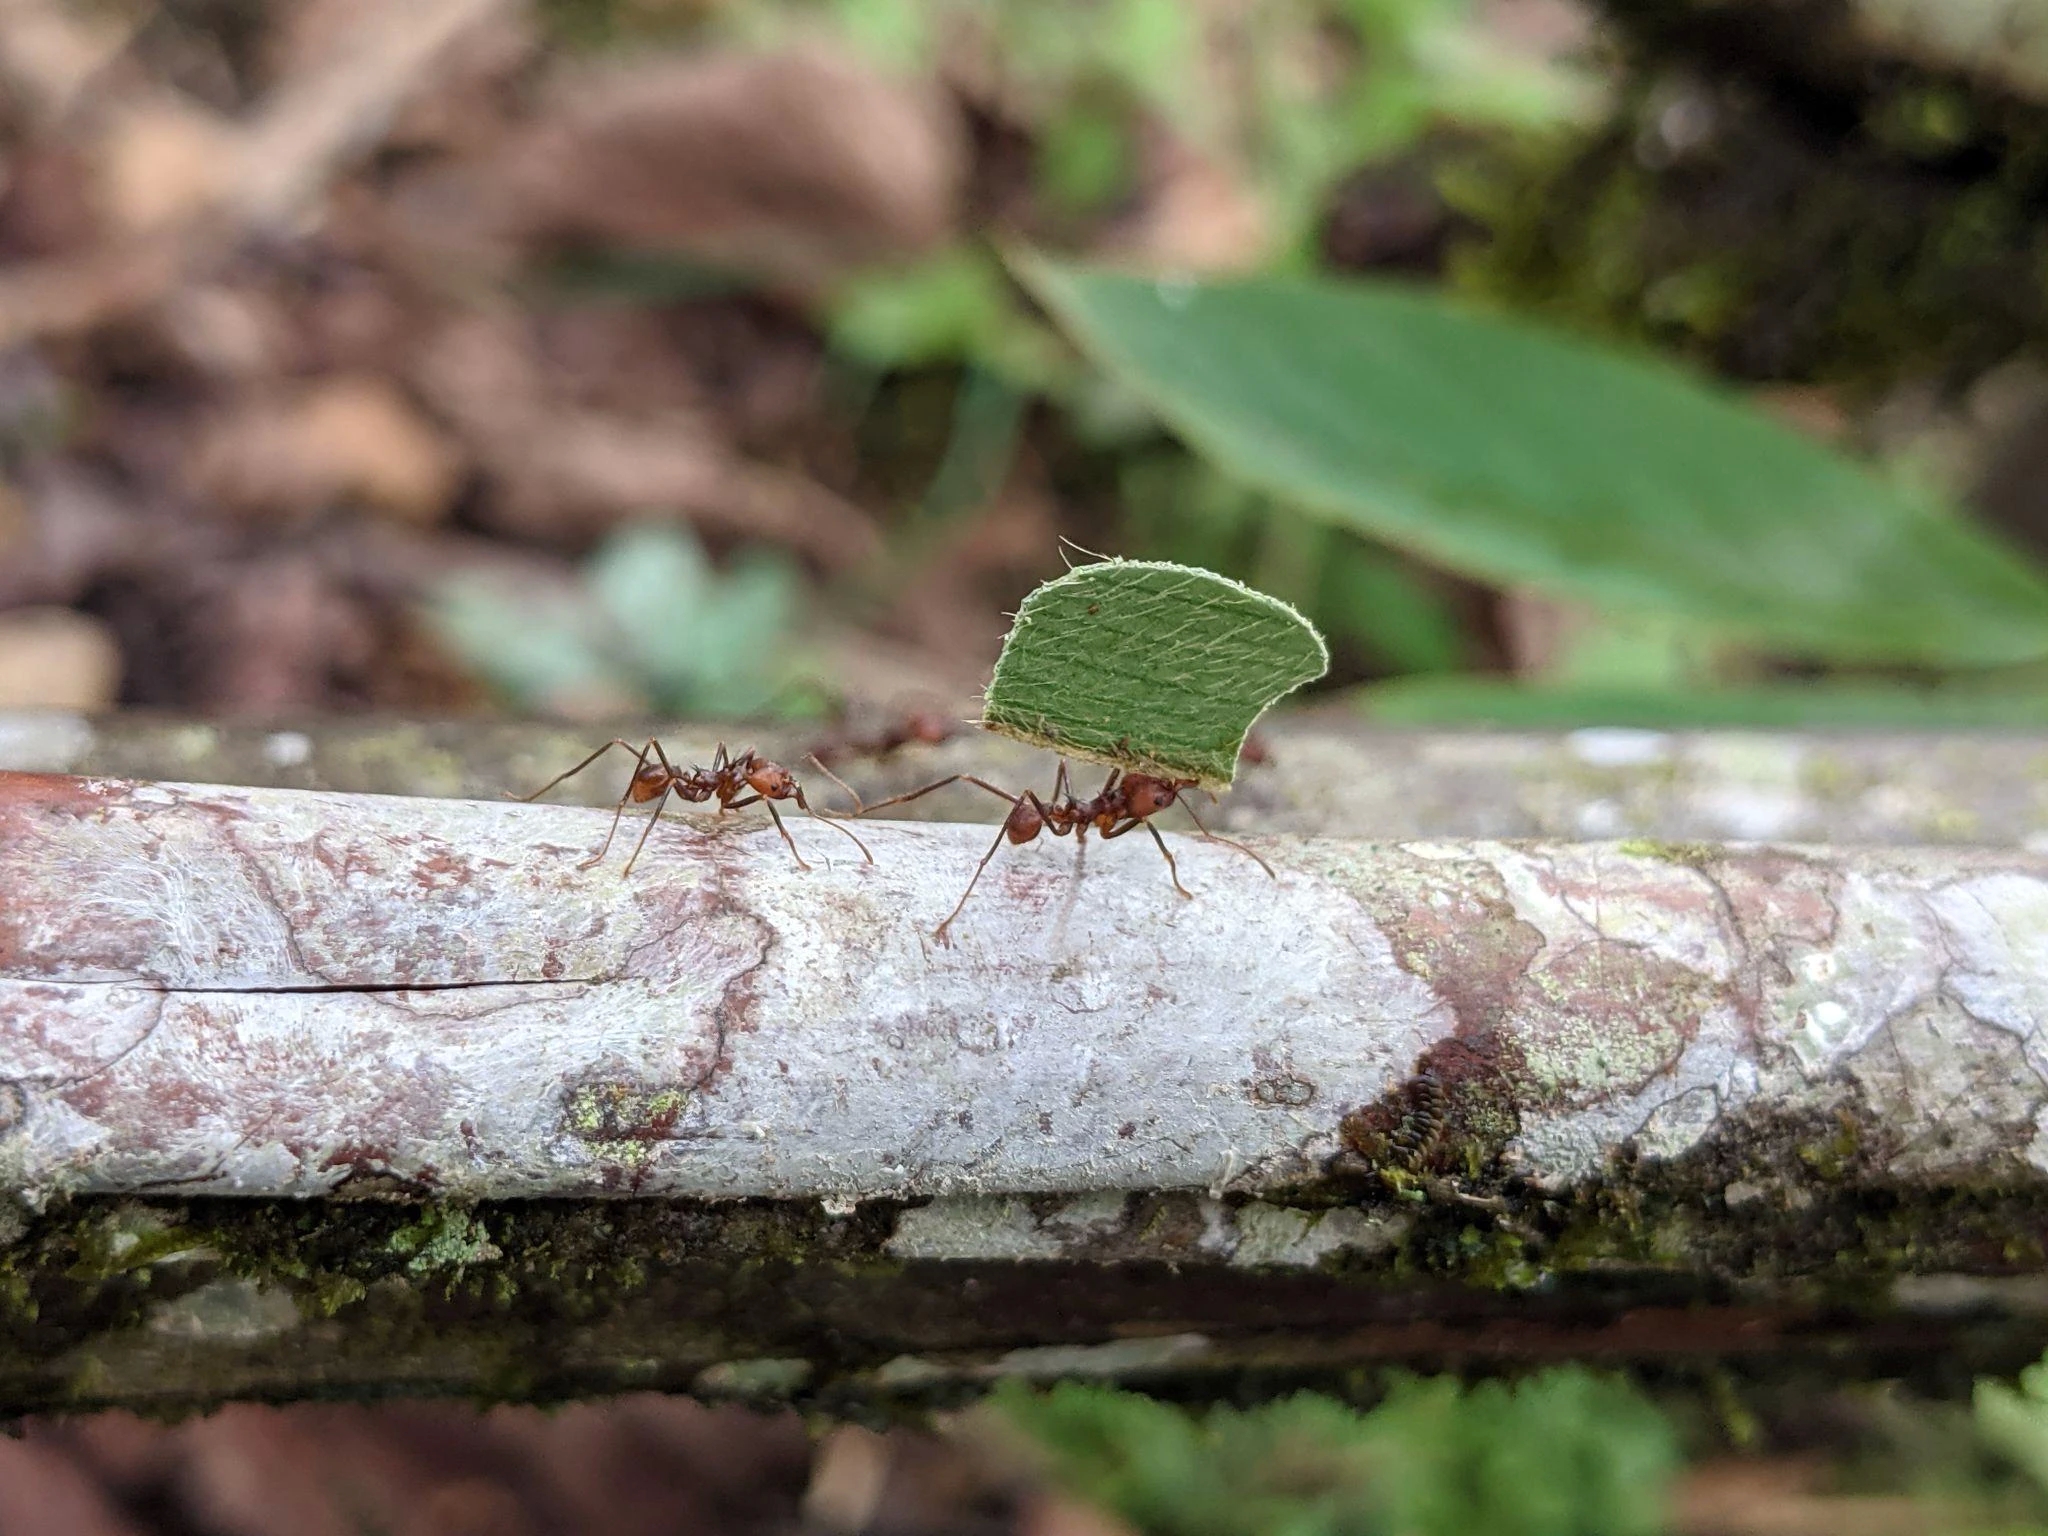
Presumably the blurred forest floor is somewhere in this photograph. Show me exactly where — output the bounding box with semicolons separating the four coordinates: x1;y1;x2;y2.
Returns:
6;1387;2040;1536
6;0;2047;729
0;0;1650;724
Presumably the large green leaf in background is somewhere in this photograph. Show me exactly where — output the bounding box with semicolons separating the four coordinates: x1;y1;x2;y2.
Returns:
1017;258;2048;667
982;558;1328;788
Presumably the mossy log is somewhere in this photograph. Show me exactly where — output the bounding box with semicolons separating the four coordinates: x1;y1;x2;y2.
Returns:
6;722;2048;1414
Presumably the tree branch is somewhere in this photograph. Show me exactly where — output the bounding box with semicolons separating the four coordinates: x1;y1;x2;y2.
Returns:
4;759;2048;1411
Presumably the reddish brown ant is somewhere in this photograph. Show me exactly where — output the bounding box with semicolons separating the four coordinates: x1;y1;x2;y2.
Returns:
518;737;871;875
853;760;1274;941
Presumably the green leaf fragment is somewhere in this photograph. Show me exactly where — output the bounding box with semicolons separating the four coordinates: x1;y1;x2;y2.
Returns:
980;558;1329;788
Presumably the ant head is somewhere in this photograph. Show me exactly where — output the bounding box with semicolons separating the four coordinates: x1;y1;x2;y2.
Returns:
627;762;672;802
1121;775;1183;820
745;760;797;799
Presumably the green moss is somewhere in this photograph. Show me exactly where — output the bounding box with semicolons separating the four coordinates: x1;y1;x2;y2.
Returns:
387;1207;504;1284
1616;839;1721;867
1797;1112;1864;1183
7;1091;2048;1416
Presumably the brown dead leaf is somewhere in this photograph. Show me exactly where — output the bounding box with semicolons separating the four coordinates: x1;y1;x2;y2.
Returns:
491;49;964;291
1105;131;1272;274
0;1433;139;1536
1019;1493;1141;1536
1497;586;1597;676
158;284;293;380
265;0;537;160
1673;1457;1990;1536
1752;385;1850;443
0;0;142;125
192;375;464;523
93;97;237;235
415;310;877;565
205;553;378;712
0;605;122;708
0;478;23;555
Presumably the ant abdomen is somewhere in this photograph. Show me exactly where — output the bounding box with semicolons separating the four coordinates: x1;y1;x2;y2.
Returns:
1006;800;1046;843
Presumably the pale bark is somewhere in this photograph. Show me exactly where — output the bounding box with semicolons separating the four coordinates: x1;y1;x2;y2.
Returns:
5;770;2048;1206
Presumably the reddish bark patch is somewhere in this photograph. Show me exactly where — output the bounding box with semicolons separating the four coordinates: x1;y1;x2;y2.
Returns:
1713;849;1840;953
1361;855;1546;1039
320;1142;439;1197
409;848;471;892
0;774;130;973
1509;938;1729;1109
0;771;124;818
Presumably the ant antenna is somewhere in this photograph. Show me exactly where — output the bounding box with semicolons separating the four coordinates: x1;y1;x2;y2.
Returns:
1179;798;1276;881
795;788;876;864
1055;537;1114;569
805;753;868;817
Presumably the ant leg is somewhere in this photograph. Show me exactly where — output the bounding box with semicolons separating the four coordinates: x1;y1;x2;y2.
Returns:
619;785;674;877
1099;814;1193;898
1180;798;1276;880
579;797;630;869
854;775;1020;817
1146;823;1193;899
793;787;874;863
804;754;868;816
934;821;1013;943
517;737;651;803
762;800;812;872
569;742;663;868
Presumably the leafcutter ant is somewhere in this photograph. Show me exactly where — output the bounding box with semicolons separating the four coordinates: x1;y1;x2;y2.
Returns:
518;738;871;875
853;760;1274;941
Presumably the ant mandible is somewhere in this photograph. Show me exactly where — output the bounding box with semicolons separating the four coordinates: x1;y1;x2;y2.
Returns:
854;760;1274;941
518;737;871;875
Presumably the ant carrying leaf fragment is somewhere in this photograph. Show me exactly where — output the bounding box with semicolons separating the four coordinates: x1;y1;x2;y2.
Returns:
851;557;1327;938
856;760;1274;942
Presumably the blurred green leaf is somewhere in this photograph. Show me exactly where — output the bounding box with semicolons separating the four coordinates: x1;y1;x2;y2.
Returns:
981;558;1328;787
1037;98;1138;217
1979;1357;2048;1498
1321;538;1468;674
994;1371;1677;1536
917;367;1028;524
427;524;813;719
1119;456;1467;675
1359;677;2048;728
424;577;617;715
830;249;1062;385
1017;258;2048;667
1367;1372;1678;1536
